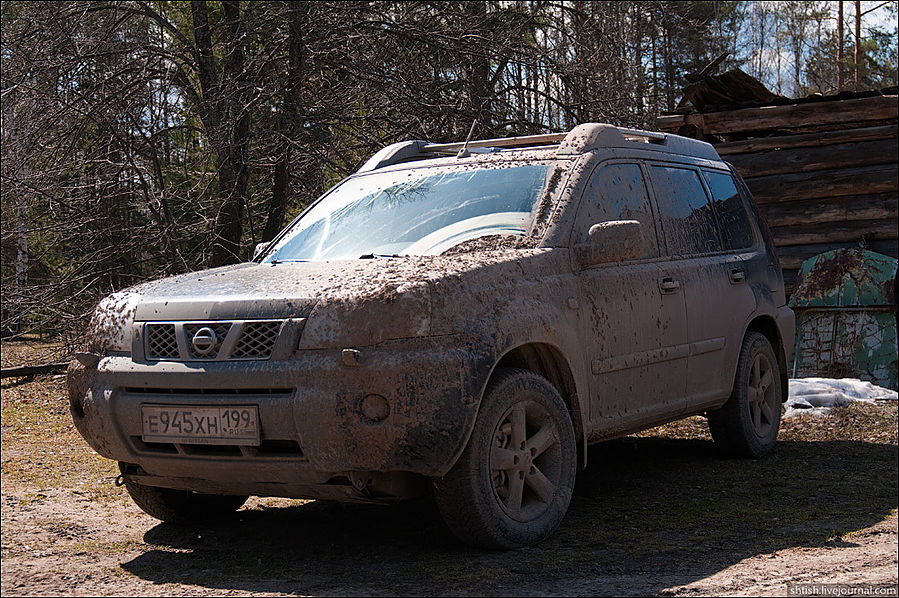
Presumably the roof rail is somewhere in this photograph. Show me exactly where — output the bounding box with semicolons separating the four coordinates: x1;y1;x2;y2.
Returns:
557;123;666;154
618;127;667;143
423;133;567;155
357;123;720;172
557;123;718;160
357;140;430;173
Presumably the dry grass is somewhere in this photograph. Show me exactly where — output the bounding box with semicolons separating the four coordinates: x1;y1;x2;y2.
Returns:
636;402;899;445
1;373;120;504
576;401;898;561
0;338;68;369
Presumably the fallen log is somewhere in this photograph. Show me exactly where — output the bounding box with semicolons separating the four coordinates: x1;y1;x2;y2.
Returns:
738;118;898;137
769;218;898;247
1;362;69;379
758;193;898;227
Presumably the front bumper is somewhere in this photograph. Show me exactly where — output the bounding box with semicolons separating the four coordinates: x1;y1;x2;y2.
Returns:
68;335;491;498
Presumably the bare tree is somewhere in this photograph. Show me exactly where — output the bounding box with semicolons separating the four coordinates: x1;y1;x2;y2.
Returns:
2;0;896;347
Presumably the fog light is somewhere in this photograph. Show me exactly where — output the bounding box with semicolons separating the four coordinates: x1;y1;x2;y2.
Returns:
360;394;390;423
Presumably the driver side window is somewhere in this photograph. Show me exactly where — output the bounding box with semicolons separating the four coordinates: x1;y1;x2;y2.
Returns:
577;163;660;259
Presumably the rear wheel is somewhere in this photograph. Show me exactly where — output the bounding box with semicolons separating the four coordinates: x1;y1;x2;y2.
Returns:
120;467;248;524
708;332;782;458
434;369;577;549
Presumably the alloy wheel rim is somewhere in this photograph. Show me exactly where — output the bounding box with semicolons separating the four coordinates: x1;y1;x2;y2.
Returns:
490;400;562;522
747;353;778;438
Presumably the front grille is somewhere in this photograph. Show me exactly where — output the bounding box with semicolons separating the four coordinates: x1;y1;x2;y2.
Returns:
232;321;282;359
184;322;232;359
143;319;290;362
146;324;179;359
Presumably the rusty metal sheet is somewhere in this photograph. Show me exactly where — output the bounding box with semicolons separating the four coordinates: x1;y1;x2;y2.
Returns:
789;248;897;390
790;248;896;308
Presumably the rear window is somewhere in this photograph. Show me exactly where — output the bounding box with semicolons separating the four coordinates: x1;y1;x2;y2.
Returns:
648;165;720;256
703;170;756;250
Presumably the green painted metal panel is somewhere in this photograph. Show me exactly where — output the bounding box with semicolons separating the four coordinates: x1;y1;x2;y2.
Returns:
789;248;897;390
791;248;897;308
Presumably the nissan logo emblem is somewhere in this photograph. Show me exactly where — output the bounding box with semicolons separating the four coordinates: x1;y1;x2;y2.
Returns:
191;327;218;356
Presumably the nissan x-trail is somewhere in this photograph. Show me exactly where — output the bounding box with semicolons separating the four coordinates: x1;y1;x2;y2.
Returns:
68;123;794;548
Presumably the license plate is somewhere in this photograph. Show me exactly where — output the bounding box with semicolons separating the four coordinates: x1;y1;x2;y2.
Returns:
141;405;260;446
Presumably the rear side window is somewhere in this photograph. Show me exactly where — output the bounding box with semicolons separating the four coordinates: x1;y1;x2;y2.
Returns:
703;170;756;250
577;163;659;259
649;165;720;256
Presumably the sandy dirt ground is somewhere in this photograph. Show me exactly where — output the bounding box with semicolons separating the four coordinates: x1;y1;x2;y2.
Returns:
2;487;896;597
2;374;897;596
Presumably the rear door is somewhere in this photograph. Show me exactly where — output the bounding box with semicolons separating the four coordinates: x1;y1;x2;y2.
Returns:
645;163;758;412
701;168;767;404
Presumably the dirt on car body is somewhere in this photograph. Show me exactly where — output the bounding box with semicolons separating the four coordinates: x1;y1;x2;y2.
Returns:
68;123;794;549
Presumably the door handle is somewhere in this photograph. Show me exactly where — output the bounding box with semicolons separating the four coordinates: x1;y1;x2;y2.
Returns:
730;268;746;284
659;277;681;294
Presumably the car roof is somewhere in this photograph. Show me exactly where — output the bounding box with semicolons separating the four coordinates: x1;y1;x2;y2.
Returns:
357;123;721;174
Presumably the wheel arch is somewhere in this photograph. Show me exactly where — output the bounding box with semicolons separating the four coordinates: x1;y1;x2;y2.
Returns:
745;315;789;403
491;343;587;466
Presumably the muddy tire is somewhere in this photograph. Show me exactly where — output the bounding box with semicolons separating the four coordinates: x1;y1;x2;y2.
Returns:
121;472;247;524
708;332;782;458
434;368;577;549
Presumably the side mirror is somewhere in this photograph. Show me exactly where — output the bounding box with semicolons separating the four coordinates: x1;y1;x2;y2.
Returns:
577;220;644;267
253;241;270;261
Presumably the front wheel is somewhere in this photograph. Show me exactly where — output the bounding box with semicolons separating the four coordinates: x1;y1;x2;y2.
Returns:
434;368;577;549
708;332;783;458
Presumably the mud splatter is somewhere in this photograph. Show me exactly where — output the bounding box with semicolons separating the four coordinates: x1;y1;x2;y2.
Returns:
440;234;521;256
84;292;140;354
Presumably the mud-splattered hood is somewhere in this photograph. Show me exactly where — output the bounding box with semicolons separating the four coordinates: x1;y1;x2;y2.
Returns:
128;252;524;320
83;248;569;354
93;249;563;349
132;262;322;321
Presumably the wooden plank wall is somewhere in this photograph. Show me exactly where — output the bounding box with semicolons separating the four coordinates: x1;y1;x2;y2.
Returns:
657;94;898;294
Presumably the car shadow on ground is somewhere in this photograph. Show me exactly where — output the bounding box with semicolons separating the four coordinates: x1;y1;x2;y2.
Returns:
120;436;897;596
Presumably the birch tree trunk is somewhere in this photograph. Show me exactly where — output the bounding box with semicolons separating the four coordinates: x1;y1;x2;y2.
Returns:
854;0;862;91
838;1;845;91
4;91;28;336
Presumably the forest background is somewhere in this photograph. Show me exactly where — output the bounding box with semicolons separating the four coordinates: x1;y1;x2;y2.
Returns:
1;0;897;345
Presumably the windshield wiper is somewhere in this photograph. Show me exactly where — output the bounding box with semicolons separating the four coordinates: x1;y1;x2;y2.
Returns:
359;253;401;259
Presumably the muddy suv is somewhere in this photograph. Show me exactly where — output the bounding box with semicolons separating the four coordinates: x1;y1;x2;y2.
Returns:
68;123;794;549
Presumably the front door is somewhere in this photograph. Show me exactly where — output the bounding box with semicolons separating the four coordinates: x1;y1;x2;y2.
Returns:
574;161;688;437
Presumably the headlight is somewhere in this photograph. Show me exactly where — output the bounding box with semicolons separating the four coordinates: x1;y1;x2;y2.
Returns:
86;292;140;354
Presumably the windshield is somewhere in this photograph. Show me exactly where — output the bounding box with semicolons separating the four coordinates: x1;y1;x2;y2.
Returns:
264;163;551;261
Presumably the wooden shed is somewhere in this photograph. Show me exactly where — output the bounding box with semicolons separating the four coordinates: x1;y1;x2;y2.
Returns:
657;78;898;295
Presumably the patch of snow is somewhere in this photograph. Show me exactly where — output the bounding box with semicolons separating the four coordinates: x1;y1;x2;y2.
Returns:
785;378;898;418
